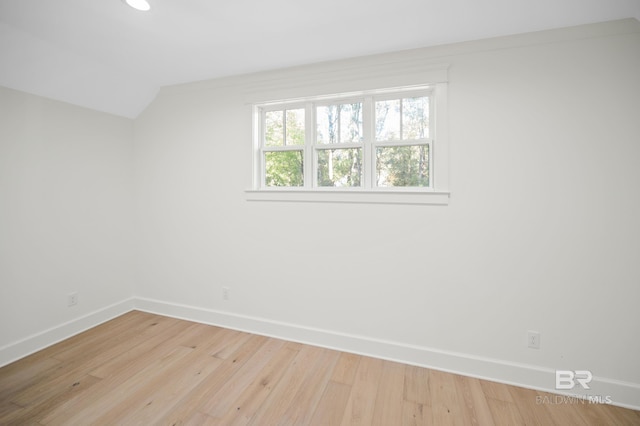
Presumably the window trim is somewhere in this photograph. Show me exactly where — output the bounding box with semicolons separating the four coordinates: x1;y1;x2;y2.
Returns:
245;189;450;205
247;83;450;205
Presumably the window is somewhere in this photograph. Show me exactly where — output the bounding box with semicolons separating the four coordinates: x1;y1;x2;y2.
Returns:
263;108;305;187
248;85;449;205
374;95;430;188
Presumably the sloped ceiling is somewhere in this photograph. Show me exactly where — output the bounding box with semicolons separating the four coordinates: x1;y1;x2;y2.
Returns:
1;0;638;118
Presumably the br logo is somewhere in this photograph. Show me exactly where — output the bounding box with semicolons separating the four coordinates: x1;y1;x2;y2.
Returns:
555;370;593;390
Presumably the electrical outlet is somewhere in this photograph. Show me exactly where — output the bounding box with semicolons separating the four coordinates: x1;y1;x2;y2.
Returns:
68;292;78;307
222;287;230;301
527;331;540;349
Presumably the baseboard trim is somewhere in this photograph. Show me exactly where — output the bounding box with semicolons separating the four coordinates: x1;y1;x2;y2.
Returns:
2;297;637;410
134;297;640;410
0;298;135;367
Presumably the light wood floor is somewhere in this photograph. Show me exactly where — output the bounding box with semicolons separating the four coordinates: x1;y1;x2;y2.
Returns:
1;311;638;425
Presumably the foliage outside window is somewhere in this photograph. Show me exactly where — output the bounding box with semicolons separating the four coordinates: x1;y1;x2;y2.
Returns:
255;87;437;194
263;108;305;187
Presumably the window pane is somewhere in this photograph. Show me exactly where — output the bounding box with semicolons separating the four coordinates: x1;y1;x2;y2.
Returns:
318;103;363;144
375;99;400;141
285;109;305;145
376;145;429;187
402;97;429;140
316;105;338;144
340;103;363;143
317;148;362;187
265;151;303;187
265;110;283;146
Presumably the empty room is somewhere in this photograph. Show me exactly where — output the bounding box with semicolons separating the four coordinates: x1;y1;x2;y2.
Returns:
1;0;639;424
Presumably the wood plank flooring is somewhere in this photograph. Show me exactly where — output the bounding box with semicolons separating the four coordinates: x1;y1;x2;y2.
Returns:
1;311;638;425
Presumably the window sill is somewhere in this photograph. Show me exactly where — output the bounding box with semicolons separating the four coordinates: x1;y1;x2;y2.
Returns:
245;189;450;205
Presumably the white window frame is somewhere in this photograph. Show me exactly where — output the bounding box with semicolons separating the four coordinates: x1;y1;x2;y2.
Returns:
247;84;450;205
258;103;308;189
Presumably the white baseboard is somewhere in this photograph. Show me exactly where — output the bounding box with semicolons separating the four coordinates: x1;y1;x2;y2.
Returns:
134;297;640;411
2;296;638;411
0;298;135;367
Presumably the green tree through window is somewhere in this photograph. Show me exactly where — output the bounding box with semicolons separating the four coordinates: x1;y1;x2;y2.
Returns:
258;91;433;190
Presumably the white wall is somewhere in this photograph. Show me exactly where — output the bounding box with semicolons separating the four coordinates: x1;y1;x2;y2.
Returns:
0;87;136;360
133;19;640;406
1;18;638;408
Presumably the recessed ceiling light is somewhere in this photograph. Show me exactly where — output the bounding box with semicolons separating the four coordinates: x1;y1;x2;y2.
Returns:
124;0;150;11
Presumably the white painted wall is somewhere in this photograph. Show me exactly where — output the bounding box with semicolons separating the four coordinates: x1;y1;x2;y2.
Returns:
0;87;136;355
133;20;640;404
1;18;638;407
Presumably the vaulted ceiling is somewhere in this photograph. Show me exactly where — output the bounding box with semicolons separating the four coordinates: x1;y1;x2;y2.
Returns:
1;0;638;118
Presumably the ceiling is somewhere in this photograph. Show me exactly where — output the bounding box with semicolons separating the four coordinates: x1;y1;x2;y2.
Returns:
1;0;638;118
